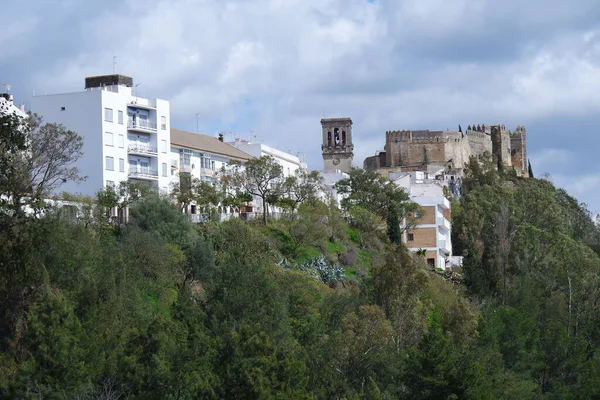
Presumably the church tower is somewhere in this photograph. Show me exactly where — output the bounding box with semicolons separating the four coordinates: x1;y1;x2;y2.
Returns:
321;117;354;173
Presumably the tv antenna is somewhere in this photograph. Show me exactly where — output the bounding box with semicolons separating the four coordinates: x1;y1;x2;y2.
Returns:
112;56;117;74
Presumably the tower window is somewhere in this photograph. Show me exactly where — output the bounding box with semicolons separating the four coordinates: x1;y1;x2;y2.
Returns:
334;128;340;146
327;131;332;147
342;130;346;146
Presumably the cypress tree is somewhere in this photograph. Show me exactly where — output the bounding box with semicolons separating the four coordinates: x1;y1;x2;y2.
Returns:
528;159;534;178
387;206;401;244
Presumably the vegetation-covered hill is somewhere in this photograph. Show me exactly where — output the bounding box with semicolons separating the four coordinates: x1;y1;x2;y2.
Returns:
1;111;600;398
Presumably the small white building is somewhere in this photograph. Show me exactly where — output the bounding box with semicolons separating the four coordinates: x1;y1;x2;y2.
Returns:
228;139;307;177
390;171;454;270
31;74;172;196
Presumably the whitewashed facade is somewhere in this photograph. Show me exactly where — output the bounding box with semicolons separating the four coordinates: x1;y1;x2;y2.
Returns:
0;93;27;118
228;139;307;177
31;75;172;196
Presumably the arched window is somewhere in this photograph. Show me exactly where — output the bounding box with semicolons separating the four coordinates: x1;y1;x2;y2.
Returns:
334;128;340;146
342;130;346;146
327;131;332;147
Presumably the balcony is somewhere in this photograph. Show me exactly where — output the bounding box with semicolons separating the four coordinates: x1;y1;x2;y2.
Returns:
128;167;158;180
179;163;192;173
128;98;157;110
438;239;451;255
127;119;157;133
200;168;216;177
128;144;158;157
436;215;451;231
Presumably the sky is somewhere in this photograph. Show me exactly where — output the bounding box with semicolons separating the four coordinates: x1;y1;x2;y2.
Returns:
3;0;600;212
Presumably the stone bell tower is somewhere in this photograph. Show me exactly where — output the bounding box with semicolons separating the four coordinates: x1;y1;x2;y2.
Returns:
321;117;354;173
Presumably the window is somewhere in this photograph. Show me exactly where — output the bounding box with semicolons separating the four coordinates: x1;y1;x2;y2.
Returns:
427;258;435;268
118;134;124;148
106;180;115;188
162;163;167;177
161;139;167;153
118;110;124;124
104;132;114;146
104;108;113;122
407;233;414;241
211;161;215;171
119;158;125;172
105;156;114;171
161;116;166;130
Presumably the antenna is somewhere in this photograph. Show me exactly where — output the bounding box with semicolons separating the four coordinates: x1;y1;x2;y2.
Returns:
134;83;141;96
112;56;117;74
195;113;199;134
1;83;11;92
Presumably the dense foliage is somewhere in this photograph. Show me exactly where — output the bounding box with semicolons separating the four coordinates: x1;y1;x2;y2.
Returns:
1;112;600;398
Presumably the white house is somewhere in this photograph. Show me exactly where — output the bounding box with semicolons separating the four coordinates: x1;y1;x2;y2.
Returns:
30;74;172;196
390;171;454;270
228;138;307;177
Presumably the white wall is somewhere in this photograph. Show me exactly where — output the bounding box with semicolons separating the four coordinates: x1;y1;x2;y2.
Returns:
229;140;304;177
32;84;171;197
31;90;104;196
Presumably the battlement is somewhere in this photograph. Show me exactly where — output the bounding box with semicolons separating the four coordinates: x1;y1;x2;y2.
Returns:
510;125;526;138
386;129;462;144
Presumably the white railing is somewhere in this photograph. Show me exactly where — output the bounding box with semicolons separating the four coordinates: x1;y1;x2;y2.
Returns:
128;144;158;156
128;167;158;179
127;120;157;132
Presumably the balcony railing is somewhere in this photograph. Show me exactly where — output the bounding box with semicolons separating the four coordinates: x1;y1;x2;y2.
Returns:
436;215;451;230
128;144;158;156
200;168;216;177
127;120;157;132
128;167;159;180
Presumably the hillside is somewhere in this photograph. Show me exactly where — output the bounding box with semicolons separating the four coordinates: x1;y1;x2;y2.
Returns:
1;115;600;398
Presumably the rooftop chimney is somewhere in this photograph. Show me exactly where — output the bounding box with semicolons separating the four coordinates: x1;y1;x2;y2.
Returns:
218;133;224;142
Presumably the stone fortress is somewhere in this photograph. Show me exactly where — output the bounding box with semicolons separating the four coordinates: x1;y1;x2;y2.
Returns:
364;123;528;178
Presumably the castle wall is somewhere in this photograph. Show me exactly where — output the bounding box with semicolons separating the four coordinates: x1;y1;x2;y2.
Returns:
466;130;492;158
375;124;527;175
444;138;471;168
501;129;512;168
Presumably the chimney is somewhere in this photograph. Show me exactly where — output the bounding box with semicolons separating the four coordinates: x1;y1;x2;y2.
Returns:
218;133;224;142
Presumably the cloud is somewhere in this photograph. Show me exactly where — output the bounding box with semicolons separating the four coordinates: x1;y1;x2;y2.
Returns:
4;0;600;209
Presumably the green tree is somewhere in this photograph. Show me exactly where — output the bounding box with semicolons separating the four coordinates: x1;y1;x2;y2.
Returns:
335;168;418;241
223;155;283;223
279;169;324;215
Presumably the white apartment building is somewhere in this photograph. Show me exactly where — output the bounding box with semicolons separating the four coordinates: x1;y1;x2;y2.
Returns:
390;171;453;270
31;74;171;196
228;138;307;178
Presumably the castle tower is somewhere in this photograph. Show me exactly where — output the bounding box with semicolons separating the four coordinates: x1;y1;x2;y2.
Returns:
321;117;354;172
